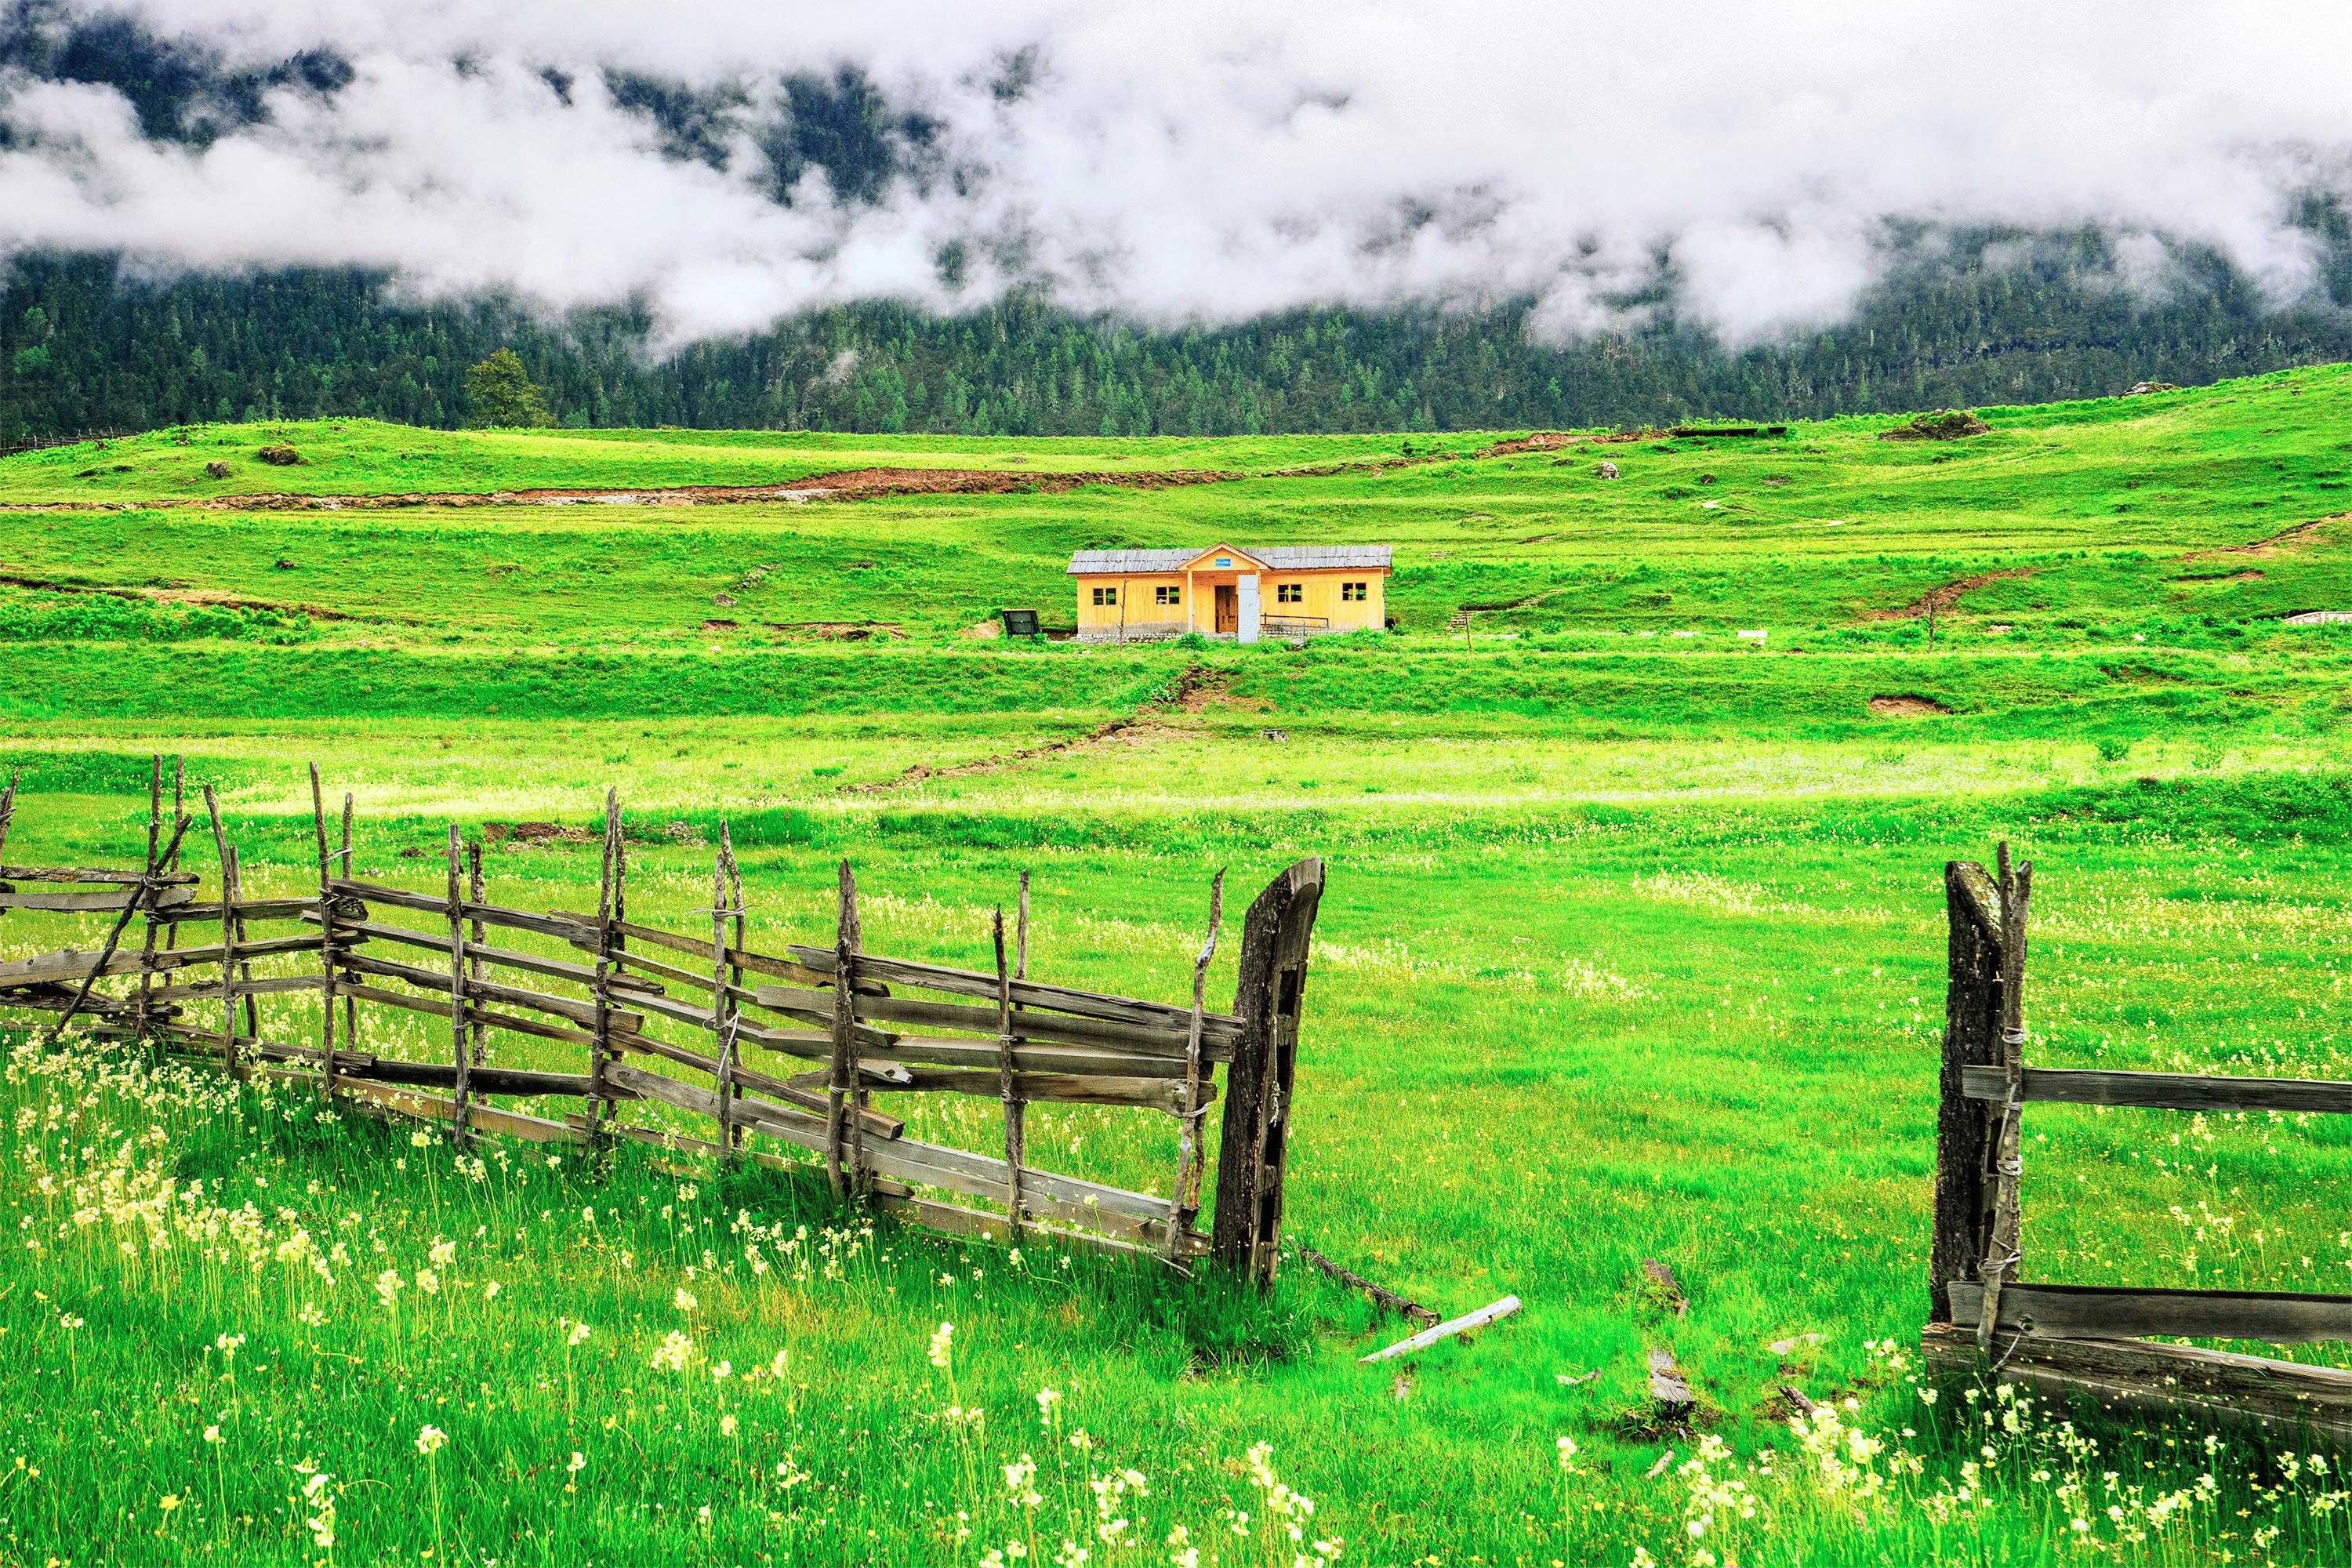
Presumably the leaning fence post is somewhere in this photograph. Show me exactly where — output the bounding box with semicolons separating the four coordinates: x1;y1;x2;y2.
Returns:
826;861;862;1196
1166;871;1225;1259
1929;856;2005;1323
445;824;473;1142
1210;858;1325;1285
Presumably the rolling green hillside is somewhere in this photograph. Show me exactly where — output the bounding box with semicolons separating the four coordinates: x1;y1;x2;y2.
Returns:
5;367;2352;1566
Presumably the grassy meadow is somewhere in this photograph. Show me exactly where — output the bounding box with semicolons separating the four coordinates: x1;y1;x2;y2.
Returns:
4;367;2352;1565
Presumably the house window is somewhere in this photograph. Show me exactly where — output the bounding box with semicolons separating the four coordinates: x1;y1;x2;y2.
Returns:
1341;582;1367;602
1156;586;1181;606
1093;586;1117;607
1276;583;1303;604
1214;557;1232;567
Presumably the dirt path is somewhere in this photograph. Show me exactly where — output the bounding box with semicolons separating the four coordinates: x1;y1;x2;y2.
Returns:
2181;512;2349;560
844;665;1247;793
1866;568;2039;621
0;421;1723;513
0;569;361;621
0;463;1244;514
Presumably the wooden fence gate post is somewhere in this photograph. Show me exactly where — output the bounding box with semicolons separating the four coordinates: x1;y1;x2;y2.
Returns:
1929;853;2008;1323
1210;857;1325;1286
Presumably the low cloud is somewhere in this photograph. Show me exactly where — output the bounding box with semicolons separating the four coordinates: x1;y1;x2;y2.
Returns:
2;2;2350;348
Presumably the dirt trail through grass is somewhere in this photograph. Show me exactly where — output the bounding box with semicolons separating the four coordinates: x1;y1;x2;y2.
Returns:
2183;511;2350;559
1867;567;2041;620
846;665;1239;793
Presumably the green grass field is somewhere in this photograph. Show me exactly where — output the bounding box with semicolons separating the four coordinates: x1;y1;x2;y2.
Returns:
5;368;2352;1566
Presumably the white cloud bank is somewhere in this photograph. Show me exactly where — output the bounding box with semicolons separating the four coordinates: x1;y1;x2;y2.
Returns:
3;2;2350;347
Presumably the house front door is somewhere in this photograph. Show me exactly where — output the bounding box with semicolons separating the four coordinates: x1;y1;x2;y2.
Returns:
1215;584;1238;633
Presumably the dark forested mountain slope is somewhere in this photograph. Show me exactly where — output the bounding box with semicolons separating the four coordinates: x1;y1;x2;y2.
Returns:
5;224;2352;441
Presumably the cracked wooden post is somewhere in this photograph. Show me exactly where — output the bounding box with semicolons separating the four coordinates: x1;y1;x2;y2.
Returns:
445;823;473;1142
135;757;162;1043
1210;858;1324;1286
710;826;741;1163
201;785;241;1080
826;860;862;1197
339;790;357;1054
993;906;1024;1236
466;838;487;1067
227;846;260;1044
586;788;623;1139
1166;870;1225;1260
1929;855;2005;1324
1974;845;2034;1348
308;764;339;1096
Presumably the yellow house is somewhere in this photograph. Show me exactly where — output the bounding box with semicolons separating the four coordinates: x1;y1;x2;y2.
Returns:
1066;544;1392;644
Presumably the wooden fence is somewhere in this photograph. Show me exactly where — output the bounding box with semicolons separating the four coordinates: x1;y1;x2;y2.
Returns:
1923;845;2352;1443
0;762;1323;1283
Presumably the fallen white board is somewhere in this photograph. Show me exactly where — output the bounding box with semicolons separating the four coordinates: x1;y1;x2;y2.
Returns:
1359;1294;1522;1363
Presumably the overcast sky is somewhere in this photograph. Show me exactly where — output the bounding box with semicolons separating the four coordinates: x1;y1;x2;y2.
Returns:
3;2;2350;347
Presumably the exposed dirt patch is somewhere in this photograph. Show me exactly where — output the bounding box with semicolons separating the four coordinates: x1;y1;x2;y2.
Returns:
848;666;1237;793
482;820;594;845
1877;411;1991;442
2103;664;2185;685
2183;513;2349;560
0;464;1243;514
1868;694;1954;717
0;569;358;621
1866;567;2038;621
2169;568;2265;583
763;620;906;641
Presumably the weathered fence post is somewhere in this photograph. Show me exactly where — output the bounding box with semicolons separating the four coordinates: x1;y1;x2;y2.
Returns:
1166;871;1225;1258
445;824;473;1142
135;758;162;1041
1929;856;2003;1323
710;826;741;1163
1928;846;2036;1331
586;788;623;1138
1974;846;2034;1348
466;839;487;1067
309;765;339;1094
339;790;357;1053
993;907;1024;1235
1210;857;1325;1285
826;860;862;1196
201;786;242;1080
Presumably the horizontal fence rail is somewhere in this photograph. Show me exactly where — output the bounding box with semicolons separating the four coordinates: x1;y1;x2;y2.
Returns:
0;759;1323;1283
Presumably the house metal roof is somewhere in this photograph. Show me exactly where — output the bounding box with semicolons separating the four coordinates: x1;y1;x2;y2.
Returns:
1066;545;1392;575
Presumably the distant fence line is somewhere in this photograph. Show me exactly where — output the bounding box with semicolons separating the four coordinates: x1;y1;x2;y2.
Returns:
0;760;1323;1283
